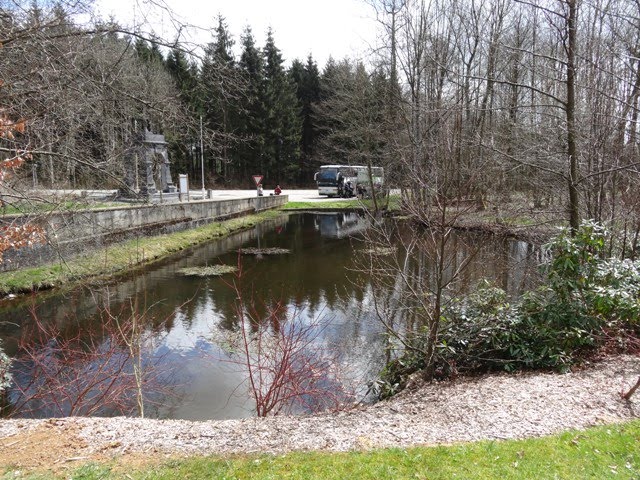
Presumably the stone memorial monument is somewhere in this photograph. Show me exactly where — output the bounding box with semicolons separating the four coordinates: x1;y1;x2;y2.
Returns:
121;128;176;197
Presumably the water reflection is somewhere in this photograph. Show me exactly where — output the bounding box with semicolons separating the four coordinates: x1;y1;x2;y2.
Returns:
315;212;369;238
0;212;542;420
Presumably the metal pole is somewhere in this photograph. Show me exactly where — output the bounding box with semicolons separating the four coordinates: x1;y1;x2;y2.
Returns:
200;115;205;199
134;119;139;192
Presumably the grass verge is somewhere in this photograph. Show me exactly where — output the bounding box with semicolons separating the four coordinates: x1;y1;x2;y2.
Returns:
4;420;639;479
0;210;285;296
284;194;402;212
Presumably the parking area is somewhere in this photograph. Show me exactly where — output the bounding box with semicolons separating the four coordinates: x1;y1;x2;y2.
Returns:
29;188;350;204
208;189;349;203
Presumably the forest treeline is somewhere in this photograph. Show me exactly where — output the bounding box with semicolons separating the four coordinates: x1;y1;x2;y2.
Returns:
2;0;640;235
369;0;640;239
0;2;391;190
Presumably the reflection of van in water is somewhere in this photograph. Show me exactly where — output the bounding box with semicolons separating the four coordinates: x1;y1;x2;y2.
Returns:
314;165;384;198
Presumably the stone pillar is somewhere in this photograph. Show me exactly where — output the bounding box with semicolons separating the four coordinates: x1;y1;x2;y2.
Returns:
120;149;138;197
160;149;176;193
141;147;157;195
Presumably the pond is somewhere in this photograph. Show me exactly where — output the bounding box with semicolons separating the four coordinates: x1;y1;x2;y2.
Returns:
0;212;542;420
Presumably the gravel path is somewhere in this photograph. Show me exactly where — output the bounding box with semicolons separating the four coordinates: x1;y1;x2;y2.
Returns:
0;356;638;468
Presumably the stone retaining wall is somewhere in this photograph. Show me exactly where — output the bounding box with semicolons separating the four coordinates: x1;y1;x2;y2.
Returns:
1;195;287;272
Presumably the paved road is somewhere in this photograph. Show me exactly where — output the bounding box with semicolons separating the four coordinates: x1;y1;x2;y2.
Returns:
33;188;350;204
208;189;349;203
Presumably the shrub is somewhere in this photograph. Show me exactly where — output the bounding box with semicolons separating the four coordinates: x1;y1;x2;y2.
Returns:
381;221;640;389
0;340;10;394
373;348;426;400
544;220;640;325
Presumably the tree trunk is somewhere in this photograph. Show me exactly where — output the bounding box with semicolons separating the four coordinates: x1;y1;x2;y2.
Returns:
623;376;640;400
566;0;580;233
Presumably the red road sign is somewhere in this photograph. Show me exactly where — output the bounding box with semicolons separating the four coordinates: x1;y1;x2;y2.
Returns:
252;175;263;186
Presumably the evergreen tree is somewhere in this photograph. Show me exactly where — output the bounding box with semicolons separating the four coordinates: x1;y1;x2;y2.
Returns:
315;57;350;164
200;15;237;181
289;59;305;95
289;55;320;183
166;48;199;107
165;48;200;178
262;28;301;185
134;37;164;65
316;59;389;171
319;56;339;102
235;26;265;183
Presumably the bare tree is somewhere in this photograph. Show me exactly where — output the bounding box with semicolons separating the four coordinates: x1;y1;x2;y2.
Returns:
316;59;394;212
1;1;221;197
365;0;640;236
7;299;170;418
356;0;640;386
221;262;354;416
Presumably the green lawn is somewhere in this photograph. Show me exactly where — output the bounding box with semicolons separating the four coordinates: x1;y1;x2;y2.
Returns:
7;420;638;479
284;194;401;211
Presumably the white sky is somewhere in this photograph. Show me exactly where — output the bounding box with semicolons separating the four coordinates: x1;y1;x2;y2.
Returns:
94;0;380;67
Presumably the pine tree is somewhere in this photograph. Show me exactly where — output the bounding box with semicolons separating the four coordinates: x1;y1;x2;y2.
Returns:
316;60;389;167
262;28;301;185
134;38;164;65
235;26;265;183
165;48;200;178
200;15;237;181
165;48;199;107
289;55;320;183
315;57;349;164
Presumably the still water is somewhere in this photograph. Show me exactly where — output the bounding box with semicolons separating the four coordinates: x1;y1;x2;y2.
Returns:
0;212;541;420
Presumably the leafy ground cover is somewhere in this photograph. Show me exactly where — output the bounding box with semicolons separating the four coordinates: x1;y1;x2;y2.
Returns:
3;420;638;479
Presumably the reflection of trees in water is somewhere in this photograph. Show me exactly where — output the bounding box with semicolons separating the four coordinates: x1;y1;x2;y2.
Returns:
6;296;176;419
389;225;541;299
3;213;540;349
207;213;370;331
0;213;542;418
353;220;542;367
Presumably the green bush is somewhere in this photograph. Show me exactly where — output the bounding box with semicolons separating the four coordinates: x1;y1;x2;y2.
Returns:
373;348;426;399
437;286;580;372
438;221;640;374
0;340;10;394
542;220;640;329
375;221;640;395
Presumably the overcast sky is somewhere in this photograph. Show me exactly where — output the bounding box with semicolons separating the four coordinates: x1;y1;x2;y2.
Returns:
94;0;379;67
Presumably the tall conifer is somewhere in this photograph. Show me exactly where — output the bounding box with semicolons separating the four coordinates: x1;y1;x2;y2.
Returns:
235;26;265;181
262;28;301;185
200;15;237;180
